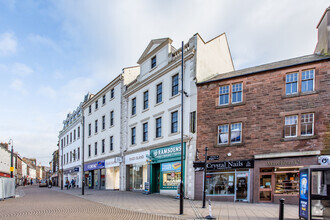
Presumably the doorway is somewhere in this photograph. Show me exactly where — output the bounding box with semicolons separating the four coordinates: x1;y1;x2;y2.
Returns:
152;164;160;193
236;172;249;201
259;173;273;202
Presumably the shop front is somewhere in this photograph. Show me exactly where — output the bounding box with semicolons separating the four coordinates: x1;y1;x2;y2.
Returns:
254;151;320;205
105;157;120;190
64;167;80;188
125;151;149;191
149;143;185;196
194;159;254;202
84;160;105;190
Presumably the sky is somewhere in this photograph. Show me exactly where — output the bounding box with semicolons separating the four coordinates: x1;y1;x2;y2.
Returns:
0;0;329;166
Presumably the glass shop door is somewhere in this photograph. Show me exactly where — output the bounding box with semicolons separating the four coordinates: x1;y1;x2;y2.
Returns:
236;172;249;201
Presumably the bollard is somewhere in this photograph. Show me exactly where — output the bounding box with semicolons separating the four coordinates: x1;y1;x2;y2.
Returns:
205;199;216;219
279;198;285;220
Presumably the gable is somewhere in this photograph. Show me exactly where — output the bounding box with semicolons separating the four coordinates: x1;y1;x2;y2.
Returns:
137;38;172;64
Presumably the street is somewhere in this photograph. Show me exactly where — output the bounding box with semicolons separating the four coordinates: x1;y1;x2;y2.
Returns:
0;186;300;219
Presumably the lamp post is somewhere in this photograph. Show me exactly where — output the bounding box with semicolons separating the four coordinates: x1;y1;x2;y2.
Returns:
202;147;208;208
82;116;85;195
180;41;184;215
8;139;14;178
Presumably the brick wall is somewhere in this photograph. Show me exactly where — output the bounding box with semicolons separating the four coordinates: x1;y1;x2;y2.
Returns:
196;60;330;162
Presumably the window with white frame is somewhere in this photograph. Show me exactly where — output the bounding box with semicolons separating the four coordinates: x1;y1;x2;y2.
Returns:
89;105;91;114
63;154;65;164
219;85;229;105
231;123;242;143
78;147;80;160
301;69;314;93
70;132;72;143
286;73;298;95
218;124;229;144
143;91;149;110
151;56;156;68
301;113;314;136
102;94;106;105
67;135;68;144
156;83;162;104
232;83;242;103
171;111;178;133
88;124;91;136
73;149;76;161
110;136;113;151
74;130;76;140
88;145;91;157
94;142;97;156
285;115;298;137
110;111;114;126
143;122;148;142
156;117;162;138
102;115;105;130
110;88;114;99
78;126;80;138
132;98;136;115
131;127;136;145
95;100;98;110
95;120;98;133
102;139;105;153
172;74;179;96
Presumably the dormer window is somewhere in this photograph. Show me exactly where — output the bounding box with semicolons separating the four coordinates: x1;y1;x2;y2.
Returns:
151;56;156;69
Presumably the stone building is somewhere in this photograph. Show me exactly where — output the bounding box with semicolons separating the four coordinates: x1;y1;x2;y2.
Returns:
194;8;330;204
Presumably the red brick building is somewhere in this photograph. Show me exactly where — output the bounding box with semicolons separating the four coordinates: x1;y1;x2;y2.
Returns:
194;8;330;204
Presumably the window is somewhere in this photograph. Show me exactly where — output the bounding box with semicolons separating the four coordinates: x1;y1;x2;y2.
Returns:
67;153;68;163
102;94;106;105
64;137;66;146
219;85;229;105
190;111;196;133
89;105;91;114
232;83;242;103
70;151;72;162
94;142;97;155
156;83;162;104
88;123;91;136
274;168;299;195
301;69;314;93
102;115;105;130
95;120;98;133
132;98;136;115
171;111;178;133
73;149;76;161
61;139;63;148
143;91;149;110
301;113;314;136
70;132;72;143
156;117;162;138
74;130;76;141
110;111;114;126
218;124;229;144
285;115;298;137
78;126;80;138
111;88;114;99
102;139;105;153
131;127;136;145
63;155;65;164
172;74;179;96
206;172;235;195
286;73;298;95
151;56;156;68
231;123;242;143
95;100;98;110
110;136;113;151
88;145;91;157
67;135;68;144
78;147;80;160
143;122;148;142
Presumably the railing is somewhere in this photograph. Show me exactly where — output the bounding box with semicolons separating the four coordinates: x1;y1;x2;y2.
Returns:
0;178;15;200
169;42;191;62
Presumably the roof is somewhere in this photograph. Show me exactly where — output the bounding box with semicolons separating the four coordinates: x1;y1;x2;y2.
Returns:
137;38;172;64
200;54;330;84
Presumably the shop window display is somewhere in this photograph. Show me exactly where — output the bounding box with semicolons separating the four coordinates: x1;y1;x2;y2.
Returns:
163;172;181;188
206;172;235;195
274;168;299;194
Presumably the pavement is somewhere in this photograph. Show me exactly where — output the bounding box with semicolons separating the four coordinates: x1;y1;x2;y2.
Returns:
51;186;300;219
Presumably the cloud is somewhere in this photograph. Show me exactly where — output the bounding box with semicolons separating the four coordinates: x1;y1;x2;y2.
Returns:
11;62;34;77
38;86;57;99
10;79;27;95
28;34;60;52
0;32;17;56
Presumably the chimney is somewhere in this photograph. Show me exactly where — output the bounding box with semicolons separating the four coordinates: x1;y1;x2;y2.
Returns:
315;7;330;55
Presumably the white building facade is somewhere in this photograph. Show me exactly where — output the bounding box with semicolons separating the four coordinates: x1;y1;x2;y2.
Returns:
83;68;139;190
0;145;11;178
59;100;86;188
121;34;234;198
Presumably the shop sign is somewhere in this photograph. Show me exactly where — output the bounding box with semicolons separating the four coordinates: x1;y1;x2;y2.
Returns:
207;155;219;161
84;160;105;171
74;167;79;172
161;161;181;172
125;151;149;165
206;160;254;171
299;169;309;219
105;158;120;168
266;159;301;167
64;167;80;174
150;143;185;161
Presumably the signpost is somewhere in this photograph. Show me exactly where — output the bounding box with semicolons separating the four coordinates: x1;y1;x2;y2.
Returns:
207;155;219;161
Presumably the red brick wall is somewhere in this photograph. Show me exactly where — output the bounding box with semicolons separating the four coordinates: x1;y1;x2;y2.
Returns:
196;60;330;162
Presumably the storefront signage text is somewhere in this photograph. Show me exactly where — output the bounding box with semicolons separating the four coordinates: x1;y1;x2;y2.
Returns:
206;160;254;171
150;143;185;161
161;161;181;172
125;151;149;165
266;160;301;167
84;160;105;171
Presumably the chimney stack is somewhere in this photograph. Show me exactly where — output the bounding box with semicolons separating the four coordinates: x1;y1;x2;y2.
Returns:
315;7;330;55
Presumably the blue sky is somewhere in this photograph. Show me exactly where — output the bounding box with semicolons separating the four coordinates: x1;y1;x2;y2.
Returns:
0;0;329;166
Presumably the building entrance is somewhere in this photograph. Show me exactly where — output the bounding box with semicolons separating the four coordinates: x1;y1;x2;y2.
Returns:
152;164;160;193
235;172;249;201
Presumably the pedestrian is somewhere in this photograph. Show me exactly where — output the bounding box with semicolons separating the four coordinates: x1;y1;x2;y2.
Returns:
66;179;69;190
71;179;74;188
30;179;33;185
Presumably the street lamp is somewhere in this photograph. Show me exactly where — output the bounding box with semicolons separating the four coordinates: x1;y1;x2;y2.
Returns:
61;145;63;190
8;139;13;178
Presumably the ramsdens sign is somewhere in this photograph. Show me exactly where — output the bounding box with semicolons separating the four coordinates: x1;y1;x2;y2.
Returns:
150;143;185;161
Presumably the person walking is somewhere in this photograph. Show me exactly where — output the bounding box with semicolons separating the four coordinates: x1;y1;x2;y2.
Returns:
66;179;70;190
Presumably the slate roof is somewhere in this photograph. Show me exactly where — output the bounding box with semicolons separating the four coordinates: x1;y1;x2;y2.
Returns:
200;54;330;84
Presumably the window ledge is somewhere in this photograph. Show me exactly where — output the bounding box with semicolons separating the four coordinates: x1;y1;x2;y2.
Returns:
281;135;318;142
154;136;164;141
155;101;163;107
101;129;106;132
142;108;149;113
170;93;180;100
168;132;179;137
94;108;99;112
109;125;114;128
102;103;106;107
215;142;244;147
130;114;137;119
130;144;137;147
150;66;157;72
141;140;149;144
282;91;318;99
216;102;245;109
88;112;92;115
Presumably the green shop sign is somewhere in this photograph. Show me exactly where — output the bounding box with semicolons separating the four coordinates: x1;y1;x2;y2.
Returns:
150;143;186;163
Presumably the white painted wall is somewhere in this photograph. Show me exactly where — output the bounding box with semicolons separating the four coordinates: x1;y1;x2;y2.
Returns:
22;162;27;177
0;147;10;175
